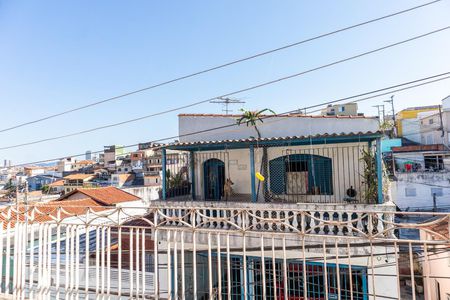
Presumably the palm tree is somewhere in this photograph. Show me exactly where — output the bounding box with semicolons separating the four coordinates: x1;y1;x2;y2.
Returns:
237;108;275;201
236;108;275;138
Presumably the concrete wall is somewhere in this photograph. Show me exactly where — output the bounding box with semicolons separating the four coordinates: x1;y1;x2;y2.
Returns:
179;115;379;142
391;172;450;210
122;186;160;203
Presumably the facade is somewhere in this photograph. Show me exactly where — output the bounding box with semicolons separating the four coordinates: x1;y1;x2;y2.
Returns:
111;173;135;188
144;174;160;186
149;113;402;298
396;105;440;138
23;166;45;177
47;179;65;194
420;219;450;300
71;159;96;171
26;174;61;191
103;145;125;170
63;173;95;193
57;158;73;173
320;102;359;116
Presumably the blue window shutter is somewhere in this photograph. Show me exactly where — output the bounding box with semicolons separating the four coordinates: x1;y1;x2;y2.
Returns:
269;157;285;194
310;156;333;195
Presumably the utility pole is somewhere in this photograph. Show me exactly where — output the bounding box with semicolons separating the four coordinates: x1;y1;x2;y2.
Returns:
438;105;445;142
384;95;396;137
373;105;385;125
432;192;437;213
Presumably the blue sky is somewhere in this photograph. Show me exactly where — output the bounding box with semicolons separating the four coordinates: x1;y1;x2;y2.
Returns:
0;1;449;164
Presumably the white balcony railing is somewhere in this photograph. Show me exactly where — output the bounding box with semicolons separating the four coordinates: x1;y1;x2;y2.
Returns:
0;204;448;299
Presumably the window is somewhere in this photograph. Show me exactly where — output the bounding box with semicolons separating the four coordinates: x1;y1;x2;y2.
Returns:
339;106;345;112
431;188;443;197
425;155;444;171
269;154;333;195
405;187;417;197
429;118;434;125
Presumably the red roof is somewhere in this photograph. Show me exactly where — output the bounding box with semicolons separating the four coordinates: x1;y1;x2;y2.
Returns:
0;198;107;228
59;186;141;205
178;113;375;119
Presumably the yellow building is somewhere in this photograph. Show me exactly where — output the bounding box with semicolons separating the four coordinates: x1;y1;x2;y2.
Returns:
396;105;440;137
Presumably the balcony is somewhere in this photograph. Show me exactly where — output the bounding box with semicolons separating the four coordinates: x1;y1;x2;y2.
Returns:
0;204;448;299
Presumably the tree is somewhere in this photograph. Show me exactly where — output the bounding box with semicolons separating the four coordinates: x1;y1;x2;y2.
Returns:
237;108;275;201
236;108;275;138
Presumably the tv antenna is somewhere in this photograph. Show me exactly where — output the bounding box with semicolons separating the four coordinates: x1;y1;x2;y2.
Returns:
210;97;246;114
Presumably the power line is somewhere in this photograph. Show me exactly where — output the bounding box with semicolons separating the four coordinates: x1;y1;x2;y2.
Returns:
0;0;443;134
5;71;450;168
1;26;449;151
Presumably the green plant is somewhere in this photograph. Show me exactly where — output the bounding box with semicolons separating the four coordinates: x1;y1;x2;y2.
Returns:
236;108;276;138
237;108;275;201
360;148;378;203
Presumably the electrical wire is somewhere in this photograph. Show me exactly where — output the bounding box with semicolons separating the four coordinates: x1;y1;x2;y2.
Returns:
1;26;449;151
0;0;443;134
4;71;450;168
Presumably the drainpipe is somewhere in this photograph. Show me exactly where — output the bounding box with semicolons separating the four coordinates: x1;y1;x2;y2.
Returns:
162;148;167;200
249;145;257;202
376;138;383;204
190;151;196;200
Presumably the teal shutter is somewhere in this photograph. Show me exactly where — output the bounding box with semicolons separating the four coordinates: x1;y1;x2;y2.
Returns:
310;156;333;195
269;157;285;194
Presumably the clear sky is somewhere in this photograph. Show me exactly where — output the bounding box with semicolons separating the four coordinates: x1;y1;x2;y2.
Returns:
0;0;449;164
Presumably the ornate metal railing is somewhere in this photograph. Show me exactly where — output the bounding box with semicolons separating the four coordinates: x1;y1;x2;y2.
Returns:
0;204;448;299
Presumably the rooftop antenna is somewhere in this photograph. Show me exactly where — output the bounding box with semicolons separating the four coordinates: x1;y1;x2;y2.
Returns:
210;97;246;114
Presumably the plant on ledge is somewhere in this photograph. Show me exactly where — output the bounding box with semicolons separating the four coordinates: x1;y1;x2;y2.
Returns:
360;148;378;203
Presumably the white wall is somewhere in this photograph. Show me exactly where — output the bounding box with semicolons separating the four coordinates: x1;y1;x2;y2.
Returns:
401;118;421;143
391;172;450;210
179;115;379;142
122;186;160;203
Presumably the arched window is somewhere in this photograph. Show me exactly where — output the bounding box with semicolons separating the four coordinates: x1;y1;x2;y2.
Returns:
269;154;333;195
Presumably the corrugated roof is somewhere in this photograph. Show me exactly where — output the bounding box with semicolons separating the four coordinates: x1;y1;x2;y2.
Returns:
166;131;381;148
178;113;376;119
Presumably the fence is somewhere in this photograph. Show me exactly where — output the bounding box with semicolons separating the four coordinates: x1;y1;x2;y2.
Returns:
0;205;448;299
166;142;378;204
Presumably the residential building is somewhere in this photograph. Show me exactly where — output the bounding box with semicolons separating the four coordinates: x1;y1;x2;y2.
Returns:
390;144;450;211
111;173;135;188
47;179;65;194
103;145;125;170
56;186;143;207
150;113;402;298
57;157;73;173
415;95;450;147
396;105;440;139
144;174;160;186
63;173;96;193
12;172;27;186
420;218;450;300
23;166;45;177
26;174;61;191
71;159;96;171
85;150;92;160
320;102;360;116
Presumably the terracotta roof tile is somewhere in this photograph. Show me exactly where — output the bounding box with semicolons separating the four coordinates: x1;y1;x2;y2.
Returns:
178;113;376;119
0;198;107;229
64;173;95;180
66;186;141;205
48;179;64;187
